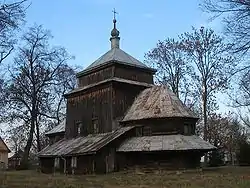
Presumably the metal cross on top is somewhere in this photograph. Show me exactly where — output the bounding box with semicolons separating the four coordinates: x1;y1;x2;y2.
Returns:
112;8;118;20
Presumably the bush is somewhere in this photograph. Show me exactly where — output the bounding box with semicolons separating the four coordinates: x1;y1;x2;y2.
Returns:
208;150;224;167
237;141;250;166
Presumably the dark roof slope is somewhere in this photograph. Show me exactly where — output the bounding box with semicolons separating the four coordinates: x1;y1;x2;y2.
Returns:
45;120;65;136
122;85;198;122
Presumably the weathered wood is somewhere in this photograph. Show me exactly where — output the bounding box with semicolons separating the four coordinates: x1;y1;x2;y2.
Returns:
122;118;197;136
114;64;154;84
78;67;113;87
65;83;113;138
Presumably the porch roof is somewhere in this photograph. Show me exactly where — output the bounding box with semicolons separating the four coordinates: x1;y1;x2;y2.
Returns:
38;126;134;157
117;134;216;152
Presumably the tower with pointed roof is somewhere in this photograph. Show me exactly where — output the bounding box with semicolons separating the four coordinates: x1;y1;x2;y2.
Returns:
64;14;156;138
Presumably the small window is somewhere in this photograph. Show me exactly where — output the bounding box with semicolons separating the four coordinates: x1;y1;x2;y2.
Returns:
77;126;81;135
143;126;152;136
132;74;137;80
54;158;60;168
184;124;192;135
92;119;98;134
76;121;83;136
71;157;77;168
136;127;143;137
184;124;188;134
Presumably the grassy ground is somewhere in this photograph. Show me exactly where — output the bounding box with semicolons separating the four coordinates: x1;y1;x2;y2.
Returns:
1;166;250;188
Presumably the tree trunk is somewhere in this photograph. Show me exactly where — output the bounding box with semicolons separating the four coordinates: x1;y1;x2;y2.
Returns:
20;118;35;169
202;84;208;166
36;117;41;152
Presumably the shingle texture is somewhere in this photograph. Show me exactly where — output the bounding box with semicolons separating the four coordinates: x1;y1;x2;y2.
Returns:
117;135;216;152
39;126;134;157
122;85;198;122
45;120;65;135
84;48;151;71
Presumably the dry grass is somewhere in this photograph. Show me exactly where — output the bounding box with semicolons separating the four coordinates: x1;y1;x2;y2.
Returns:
1;166;250;188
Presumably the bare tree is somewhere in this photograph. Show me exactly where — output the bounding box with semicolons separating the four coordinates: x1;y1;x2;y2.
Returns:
180;27;236;164
145;39;187;98
144;38;198;108
0;0;27;64
6;124;27;154
202;0;250;55
206;113;247;165
5;24;75;169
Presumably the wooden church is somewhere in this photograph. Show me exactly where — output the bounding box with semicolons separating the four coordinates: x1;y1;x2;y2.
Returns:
38;15;215;174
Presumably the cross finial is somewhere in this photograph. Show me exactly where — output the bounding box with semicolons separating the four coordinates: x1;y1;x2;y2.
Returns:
112;8;118;20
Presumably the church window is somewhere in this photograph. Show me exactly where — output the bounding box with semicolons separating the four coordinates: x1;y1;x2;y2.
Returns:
71;157;77;168
143;126;152;136
54;158;60;168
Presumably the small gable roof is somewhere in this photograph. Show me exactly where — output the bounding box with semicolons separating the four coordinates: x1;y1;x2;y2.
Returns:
0;137;11;153
122;85;198;122
45;120;65;136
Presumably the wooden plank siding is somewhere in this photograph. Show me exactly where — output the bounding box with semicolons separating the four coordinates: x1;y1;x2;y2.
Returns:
121;118;197;136
77;64;154;89
117;151;203;171
78;66;113;87
111;82;148;122
65;83;113;138
114;64;154;84
66;64;154;139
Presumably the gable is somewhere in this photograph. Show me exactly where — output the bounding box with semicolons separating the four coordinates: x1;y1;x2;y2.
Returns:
0;137;11;153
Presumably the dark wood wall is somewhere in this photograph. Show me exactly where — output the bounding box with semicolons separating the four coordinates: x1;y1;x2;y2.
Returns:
111;82;148;129
65;83;113;138
117;151;202;170
122;118;197;136
65;63;154;138
77;63;154;88
40;158;54;174
114;64;154;84
47;133;65;145
77;66;113;87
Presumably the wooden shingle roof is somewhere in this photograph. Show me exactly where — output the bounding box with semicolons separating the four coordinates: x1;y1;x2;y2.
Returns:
122;85;198;122
77;48;155;76
38;126;134;157
117;135;216;152
45;120;65;136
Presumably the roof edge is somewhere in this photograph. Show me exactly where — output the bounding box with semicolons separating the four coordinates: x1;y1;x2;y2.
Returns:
0;137;11;153
45;131;65;136
64;77;153;97
121;116;200;123
76;60;156;78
